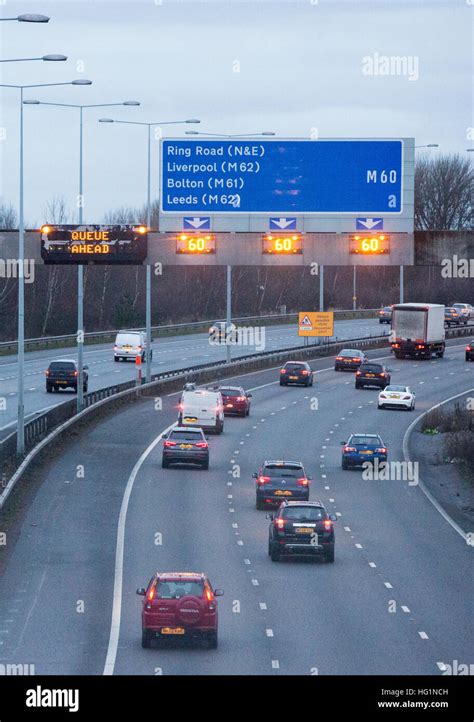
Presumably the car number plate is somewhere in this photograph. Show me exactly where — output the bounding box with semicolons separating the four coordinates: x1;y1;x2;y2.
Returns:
226;403;233;407
289;376;298;380
161;627;185;635
184;418;197;423
275;490;292;496
57;380;67;384
296;527;313;534
180;444;192;449
389;394;400;398
366;373;375;377
361;450;373;455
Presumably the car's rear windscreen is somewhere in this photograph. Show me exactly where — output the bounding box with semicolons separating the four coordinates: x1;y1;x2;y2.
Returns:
265;464;302;477
49;362;75;371
170;431;203;441
281;507;325;521
350;436;382;446
157;580;203;599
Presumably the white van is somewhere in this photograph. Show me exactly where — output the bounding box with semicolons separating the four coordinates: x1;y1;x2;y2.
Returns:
114;331;152;362
178;385;224;434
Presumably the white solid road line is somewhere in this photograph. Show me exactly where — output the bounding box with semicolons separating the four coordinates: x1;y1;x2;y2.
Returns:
402;387;474;542
103;420;175;676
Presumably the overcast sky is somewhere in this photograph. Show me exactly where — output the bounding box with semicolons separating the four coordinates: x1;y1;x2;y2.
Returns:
0;0;471;225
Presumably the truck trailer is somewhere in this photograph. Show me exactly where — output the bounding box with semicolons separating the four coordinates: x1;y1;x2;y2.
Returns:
390;303;445;359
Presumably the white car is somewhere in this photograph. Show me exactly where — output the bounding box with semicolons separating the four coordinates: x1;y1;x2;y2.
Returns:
452;303;473;323
378;385;415;411
114;331;151;362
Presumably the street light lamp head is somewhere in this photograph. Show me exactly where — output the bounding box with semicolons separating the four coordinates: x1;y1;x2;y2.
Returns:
17;14;50;23
123;101;140;106
427;144;439;148
99;118;114;123
262;131;276;136
23;100;41;105
42;55;68;62
185;119;201;124
185;130;199;135
72;79;93;85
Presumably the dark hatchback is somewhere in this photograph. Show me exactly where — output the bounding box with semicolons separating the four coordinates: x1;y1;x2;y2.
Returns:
341;433;388;469
219;386;252;416
378;306;392;324
279;361;314;386
45;359;88;393
254;460;311;509
334;349;368;371
355;362;391;389
267;501;337;563
466;341;474;362
162;427;209;469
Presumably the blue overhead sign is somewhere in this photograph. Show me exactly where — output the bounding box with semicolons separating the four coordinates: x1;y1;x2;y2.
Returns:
161;139;403;215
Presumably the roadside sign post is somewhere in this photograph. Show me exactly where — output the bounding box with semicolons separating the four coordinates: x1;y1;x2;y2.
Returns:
226;265;232;364
298;312;334;339
400;265;404;304
353;267;357;311
135;354;142;394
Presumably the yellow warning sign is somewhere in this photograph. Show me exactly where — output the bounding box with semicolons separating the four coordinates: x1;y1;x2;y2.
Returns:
298;311;334;337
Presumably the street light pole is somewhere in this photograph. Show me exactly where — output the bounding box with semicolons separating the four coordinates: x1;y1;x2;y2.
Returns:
98;117;200;383
26;99;140;409
226;265;232;364
2;75;90;454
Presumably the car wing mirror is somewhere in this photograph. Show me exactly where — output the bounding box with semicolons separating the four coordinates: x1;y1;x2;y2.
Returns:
330;514;337;522
265;513;274;520
252;472;258;478
246;392;252;398
136;588;146;596
307;476;313;481
214;589;224;597
340;441;346;445
83;365;89;370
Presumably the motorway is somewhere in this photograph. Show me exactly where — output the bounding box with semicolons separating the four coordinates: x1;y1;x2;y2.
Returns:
0;317;388;435
0;338;471;675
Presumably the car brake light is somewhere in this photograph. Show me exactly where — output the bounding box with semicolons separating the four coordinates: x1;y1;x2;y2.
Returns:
392;343;400;348
195;442;208;448
147;586;155;601
45;370;50;376
280;369;287;374
258;475;270;485
164;440;177;447
466;346;471;351
205;588;214;602
355;371;361;376
73;370;78;377
379;373;385;377
335;356;342;361
344;446;357;452
275;518;285;529
352;358;360;362
375;447;387;454
297;478;309;486
236;396;245;401
301;370;309;375
323;519;333;531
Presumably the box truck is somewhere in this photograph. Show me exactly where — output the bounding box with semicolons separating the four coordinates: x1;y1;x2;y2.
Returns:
391;303;445;359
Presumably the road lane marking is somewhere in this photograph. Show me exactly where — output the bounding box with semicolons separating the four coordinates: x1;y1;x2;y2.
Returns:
384;582;393;589
402;386;474;541
419;631;429;639
103;420;175;676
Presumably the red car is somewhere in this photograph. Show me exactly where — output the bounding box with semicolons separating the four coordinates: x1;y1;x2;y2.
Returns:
219;385;252;416
137;572;224;649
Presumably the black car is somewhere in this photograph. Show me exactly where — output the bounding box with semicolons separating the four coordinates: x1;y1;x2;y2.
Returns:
279;361;314;386
253;460;311;509
334;349;368;371
162;427;209;469
45;359;88;393
378;306;392;324
355;362;391;389
267;500;337;563
466;340;474;362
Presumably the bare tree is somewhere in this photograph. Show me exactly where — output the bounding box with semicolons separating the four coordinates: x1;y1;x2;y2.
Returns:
0;202;17;229
415;154;473;230
43;195;70;224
